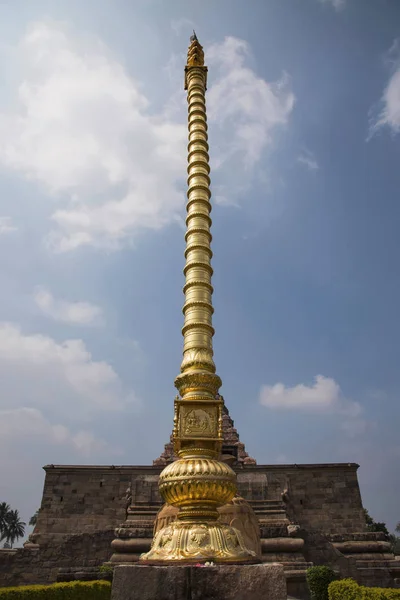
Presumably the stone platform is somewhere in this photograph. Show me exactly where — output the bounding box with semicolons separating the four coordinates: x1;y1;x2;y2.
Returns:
111;563;287;600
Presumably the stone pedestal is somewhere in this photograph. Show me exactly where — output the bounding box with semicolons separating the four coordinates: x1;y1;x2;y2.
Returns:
111;563;287;600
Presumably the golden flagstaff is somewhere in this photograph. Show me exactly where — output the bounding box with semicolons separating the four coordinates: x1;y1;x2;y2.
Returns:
141;34;257;563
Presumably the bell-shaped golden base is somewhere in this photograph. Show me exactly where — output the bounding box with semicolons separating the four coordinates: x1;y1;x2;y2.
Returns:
140;520;258;564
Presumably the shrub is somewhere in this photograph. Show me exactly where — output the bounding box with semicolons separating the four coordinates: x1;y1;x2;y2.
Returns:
328;579;359;600
307;566;338;600
328;579;400;600
0;580;111;600
99;565;114;580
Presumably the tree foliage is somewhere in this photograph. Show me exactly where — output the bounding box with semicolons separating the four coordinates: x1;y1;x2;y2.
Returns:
0;503;11;535
307;566;338;600
0;502;26;548
29;511;39;527
363;508;389;536
363;508;400;554
329;578;400;600
390;534;400;556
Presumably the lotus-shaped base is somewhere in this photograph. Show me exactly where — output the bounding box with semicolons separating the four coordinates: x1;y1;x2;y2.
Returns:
140;520;258;563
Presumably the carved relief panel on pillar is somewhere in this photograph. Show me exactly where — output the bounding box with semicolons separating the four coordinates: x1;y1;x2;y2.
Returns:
173;397;223;443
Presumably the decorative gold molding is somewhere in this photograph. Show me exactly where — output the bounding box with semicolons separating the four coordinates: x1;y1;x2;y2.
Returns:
187;35;205;67
142;521;256;563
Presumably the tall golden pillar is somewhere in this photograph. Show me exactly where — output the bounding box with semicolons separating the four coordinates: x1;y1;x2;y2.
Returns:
141;34;256;563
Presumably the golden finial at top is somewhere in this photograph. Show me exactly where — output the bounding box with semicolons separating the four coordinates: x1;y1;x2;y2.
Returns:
187;30;205;67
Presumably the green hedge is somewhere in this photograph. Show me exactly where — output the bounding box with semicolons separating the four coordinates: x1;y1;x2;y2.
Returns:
0;581;111;600
307;566;338;600
329;579;400;600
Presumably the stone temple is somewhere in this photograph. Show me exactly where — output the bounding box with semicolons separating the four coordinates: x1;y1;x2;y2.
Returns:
1;35;399;597
1;409;399;595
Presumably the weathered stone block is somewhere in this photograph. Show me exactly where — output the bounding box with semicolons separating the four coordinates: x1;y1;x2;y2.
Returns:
111;564;287;600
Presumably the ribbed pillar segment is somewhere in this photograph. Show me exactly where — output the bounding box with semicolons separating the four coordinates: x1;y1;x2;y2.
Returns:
180;64;216;378
174;36;222;412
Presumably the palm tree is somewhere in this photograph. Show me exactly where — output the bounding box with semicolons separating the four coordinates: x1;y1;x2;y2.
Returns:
3;509;25;548
0;503;11;541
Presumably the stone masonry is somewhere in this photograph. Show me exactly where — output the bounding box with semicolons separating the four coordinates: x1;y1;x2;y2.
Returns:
0;405;399;593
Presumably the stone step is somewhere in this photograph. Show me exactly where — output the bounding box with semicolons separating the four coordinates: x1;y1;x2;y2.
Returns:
259;526;291;539
262;555;308;564
249;498;284;506
356;566;400;588
282;563;313;572
284;570;308;580
251;501;286;507
129;507;159;514
256;516;287;521
57;567;111;582
356;560;393;569
356;560;400;570
356;567;398;576
116;523;154;533
333;540;392;554
253;505;286;511
329;533;388;543
347;553;394;560
254;508;286;511
257;511;287;516
256;513;287;517
255;506;286;510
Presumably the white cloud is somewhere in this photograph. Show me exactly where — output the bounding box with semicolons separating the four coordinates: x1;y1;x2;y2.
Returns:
0;322;138;411
259;374;361;417
0;406;123;542
0;21;187;251
34;286;103;325
317;0;346;11
0;407;118;456
297;150;319;171
0;25;294;251
207;37;295;169
0;216;17;234
0;323;132;534
370;45;400;135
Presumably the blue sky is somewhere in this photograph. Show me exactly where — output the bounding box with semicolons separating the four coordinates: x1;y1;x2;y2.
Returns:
0;0;399;540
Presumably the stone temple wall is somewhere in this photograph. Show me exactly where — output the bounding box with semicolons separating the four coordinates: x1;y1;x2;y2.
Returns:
34;466;160;543
0;530;114;588
238;463;366;534
0;461;384;591
33;462;365;544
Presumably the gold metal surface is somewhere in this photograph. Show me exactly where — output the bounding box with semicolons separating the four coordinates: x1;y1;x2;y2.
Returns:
154;496;263;560
146;521;254;563
140;33;258;564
